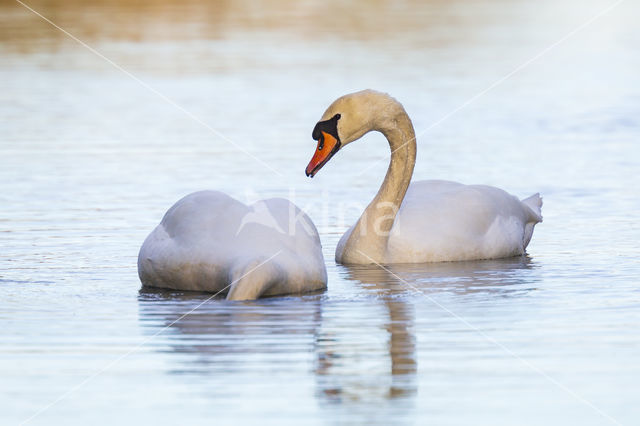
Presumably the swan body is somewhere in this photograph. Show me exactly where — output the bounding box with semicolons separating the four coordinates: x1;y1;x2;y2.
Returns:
306;90;542;264
337;180;542;263
138;191;327;300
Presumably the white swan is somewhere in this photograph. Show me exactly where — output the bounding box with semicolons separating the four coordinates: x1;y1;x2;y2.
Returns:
305;90;542;264
138;191;327;300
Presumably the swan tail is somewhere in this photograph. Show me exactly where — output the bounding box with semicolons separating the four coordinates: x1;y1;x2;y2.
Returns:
226;257;283;301
522;193;543;223
521;193;543;250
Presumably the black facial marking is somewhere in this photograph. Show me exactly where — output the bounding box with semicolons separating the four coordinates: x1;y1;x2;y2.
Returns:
306;113;343;177
312;113;341;143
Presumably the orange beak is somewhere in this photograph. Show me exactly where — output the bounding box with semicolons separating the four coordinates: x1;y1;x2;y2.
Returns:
305;131;341;177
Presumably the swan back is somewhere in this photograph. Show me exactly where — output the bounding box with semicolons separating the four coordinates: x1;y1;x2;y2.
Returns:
138;191;327;298
385;181;542;263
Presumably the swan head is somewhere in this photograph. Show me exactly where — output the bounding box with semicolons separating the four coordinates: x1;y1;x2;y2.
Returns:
305;89;404;177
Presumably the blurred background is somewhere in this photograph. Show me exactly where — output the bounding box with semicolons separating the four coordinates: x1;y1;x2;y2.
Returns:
1;0;639;425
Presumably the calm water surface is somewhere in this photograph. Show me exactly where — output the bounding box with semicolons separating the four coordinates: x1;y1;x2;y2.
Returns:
1;0;639;424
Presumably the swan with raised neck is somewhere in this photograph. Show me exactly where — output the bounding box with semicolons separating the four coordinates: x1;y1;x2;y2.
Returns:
306;89;542;265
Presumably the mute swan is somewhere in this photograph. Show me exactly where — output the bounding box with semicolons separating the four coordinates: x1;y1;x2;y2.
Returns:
138;191;327;300
305;90;542;264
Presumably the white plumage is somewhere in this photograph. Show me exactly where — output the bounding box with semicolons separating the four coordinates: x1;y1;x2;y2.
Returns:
138;191;327;300
338;181;542;263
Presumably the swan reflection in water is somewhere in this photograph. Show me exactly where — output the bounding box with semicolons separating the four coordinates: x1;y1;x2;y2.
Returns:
137;256;535;406
315;256;536;405
362;255;540;296
137;290;324;375
314;264;417;405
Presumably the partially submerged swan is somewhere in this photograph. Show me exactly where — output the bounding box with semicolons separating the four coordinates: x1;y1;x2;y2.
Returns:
306;90;542;264
138;191;327;300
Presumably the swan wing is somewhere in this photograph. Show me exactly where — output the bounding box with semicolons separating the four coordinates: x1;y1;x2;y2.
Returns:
387;180;541;262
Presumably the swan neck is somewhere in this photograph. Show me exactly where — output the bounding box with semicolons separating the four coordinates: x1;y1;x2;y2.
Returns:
343;109;416;263
377;113;416;207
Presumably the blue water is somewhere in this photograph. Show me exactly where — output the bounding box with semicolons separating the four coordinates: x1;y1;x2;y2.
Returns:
1;0;639;424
